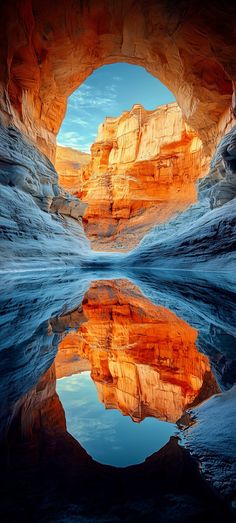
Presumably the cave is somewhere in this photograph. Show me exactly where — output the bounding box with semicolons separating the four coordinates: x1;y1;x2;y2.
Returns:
1;0;236;270
0;1;236;522
55;63;205;251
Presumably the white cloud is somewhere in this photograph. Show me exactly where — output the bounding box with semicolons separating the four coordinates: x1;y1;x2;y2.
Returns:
68;82;118;111
69;116;89;127
57;130;89;149
58;77;119;151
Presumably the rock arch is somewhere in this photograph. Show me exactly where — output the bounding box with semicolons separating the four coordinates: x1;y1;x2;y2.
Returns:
1;0;235;160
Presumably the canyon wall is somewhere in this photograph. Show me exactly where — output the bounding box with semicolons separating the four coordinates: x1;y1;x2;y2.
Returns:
0;0;236;268
122;122;236;272
55;146;90;193
0;124;90;271
60;102;205;250
1;0;235;160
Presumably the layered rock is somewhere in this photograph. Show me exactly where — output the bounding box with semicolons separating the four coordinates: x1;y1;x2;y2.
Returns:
1;0;235;161
0;1;234;293
0;271;235;518
122;123;236;272
0;1;236;267
0;124;89;271
1;362;232;523
55;146;90;193
68;103;203;250
57;279;218;422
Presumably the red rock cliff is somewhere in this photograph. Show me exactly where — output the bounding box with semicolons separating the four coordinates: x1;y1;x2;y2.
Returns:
1;0;235;161
58;103;205;250
55;146;90;193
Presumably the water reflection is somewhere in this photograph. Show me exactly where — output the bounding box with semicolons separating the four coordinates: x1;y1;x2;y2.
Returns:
55;279;218;466
57;372;176;467
0;269;235;522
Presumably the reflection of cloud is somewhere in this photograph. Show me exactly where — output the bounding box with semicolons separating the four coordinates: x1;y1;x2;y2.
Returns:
57;372;91;391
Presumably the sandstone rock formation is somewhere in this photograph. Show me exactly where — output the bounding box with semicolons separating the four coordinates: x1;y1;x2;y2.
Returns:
0;0;236;268
57;279;218;422
55;146;90;193
123;122;236;271
2;361;232;523
0;270;235;520
72;102;204;250
0;124;89;271
1;0;235;161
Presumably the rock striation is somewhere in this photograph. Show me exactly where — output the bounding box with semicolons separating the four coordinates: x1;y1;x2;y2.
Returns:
1;0;235;161
0;125;89;271
122;125;236;272
55;146;90;193
68;103;204;250
0;270;235;518
84;124;236;271
0;1;236;268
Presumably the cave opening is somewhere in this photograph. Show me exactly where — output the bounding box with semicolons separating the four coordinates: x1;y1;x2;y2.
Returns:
55;63;204;252
1;2;236;521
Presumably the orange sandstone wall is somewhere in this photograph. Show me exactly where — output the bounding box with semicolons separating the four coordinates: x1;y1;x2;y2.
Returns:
56;280;218;423
55;146;90;193
1;1;235;161
67;103;205;250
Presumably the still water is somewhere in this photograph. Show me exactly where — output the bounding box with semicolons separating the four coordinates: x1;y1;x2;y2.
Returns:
0;269;235;522
57;372;176;467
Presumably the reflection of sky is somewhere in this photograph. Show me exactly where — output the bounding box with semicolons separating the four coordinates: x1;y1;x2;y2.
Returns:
56;371;176;467
57;63;175;153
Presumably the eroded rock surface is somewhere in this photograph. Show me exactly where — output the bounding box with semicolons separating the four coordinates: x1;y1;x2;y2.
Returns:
183;385;236;506
63;103;204;250
1;0;235;160
0;125;90;270
55;146;90;193
0;1;235;268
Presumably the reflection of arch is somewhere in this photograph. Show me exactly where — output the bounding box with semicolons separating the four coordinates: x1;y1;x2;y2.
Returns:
2;1;234;159
0;363;232;522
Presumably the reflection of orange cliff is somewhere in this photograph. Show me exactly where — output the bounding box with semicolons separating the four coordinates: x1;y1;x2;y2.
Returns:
56;280;218;423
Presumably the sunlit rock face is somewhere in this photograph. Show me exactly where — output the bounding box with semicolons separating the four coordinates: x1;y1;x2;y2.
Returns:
57;280;218;422
122;126;236;272
1;1;236;268
55;146;90;193
1;0;235;161
68;103;203;250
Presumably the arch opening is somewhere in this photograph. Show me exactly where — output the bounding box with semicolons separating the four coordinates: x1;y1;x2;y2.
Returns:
55;63;204;251
2;0;234;162
0;0;236;270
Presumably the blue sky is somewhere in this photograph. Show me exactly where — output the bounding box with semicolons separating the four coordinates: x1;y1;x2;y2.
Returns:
57;63;175;153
